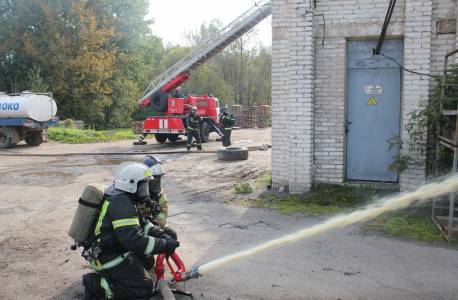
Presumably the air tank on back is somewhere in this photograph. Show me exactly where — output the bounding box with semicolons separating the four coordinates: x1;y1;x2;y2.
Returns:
0;91;57;122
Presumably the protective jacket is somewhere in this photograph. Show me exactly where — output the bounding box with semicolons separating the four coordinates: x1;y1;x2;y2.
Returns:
90;188;166;270
174;91;185;98
219;112;232;128
187;113;202;130
138;187;169;228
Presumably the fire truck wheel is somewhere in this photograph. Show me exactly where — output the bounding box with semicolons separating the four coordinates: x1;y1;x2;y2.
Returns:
25;130;44;146
150;91;169;112
218;147;249;161
155;133;168;143
200;122;210;143
168;134;179;142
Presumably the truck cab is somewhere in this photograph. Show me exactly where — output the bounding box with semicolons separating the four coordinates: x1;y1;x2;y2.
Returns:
142;94;223;144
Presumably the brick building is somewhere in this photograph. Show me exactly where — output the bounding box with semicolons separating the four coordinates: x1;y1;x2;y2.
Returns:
271;0;457;193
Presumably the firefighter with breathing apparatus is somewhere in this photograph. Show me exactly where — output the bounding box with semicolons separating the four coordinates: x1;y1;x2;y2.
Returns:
186;106;203;151
69;162;180;299
138;155;178;240
219;107;232;147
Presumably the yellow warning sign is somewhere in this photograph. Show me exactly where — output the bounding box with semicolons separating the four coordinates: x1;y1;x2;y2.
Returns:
367;96;377;105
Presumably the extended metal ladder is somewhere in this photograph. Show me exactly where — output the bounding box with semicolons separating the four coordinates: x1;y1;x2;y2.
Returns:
138;0;272;104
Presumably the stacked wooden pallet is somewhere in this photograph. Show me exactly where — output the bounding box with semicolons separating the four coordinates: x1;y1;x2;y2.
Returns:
258;105;272;128
230;105;243;127
230;104;272;128
131;121;145;134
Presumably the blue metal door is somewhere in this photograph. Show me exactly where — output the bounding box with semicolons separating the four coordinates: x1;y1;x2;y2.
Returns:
346;40;403;182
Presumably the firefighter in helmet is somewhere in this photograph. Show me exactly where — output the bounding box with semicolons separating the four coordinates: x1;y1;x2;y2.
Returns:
174;87;185;98
82;162;180;300
186;106;202;151
219;107;232;147
138;155;178;240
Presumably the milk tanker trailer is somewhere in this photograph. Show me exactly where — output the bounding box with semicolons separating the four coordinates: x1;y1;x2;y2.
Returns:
0;91;59;149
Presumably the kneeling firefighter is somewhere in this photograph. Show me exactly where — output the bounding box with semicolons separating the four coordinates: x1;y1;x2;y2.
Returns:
138;155;178;240
78;162;180;299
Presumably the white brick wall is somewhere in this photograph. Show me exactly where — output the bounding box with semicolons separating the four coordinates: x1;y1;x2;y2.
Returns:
272;0;291;188
272;0;457;192
400;0;433;191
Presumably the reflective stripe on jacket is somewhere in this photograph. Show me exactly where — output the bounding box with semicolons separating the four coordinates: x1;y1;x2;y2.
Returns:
93;193;166;259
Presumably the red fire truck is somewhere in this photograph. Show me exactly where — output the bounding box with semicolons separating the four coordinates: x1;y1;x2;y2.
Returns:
136;74;226;144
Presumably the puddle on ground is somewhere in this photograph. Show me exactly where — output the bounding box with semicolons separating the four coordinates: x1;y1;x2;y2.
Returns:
95;158;143;165
234;140;253;143
22;171;74;179
0;209;14;215
47;154;182;169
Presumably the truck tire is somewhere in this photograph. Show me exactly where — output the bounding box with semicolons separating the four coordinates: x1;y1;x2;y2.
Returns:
25;130;44;146
0;127;12;149
150;91;169;112
218;147;249;161
168;134;179;142
200;122;210;143
155;133;168;143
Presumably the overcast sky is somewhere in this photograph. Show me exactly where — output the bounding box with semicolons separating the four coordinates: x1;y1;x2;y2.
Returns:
146;0;272;46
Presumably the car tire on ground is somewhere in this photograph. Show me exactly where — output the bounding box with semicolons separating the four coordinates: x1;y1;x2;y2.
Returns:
168;134;179;142
155;133;168;143
200;122;210;143
149;90;169;112
218;147;249;161
25;130;44;146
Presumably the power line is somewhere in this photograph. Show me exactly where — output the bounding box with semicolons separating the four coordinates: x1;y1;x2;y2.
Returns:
375;49;438;77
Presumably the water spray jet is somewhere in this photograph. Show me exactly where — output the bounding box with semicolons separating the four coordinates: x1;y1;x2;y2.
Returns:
147;175;458;300
178;175;458;280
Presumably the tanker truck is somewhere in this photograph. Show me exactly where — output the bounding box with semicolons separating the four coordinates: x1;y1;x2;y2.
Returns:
0;91;59;149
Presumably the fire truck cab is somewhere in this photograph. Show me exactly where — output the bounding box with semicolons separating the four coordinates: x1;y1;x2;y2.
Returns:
141;93;223;144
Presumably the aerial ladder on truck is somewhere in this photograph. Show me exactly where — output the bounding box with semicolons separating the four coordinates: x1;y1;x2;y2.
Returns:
135;0;272;145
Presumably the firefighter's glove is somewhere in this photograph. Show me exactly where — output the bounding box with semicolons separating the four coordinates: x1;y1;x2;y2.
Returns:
138;197;154;208
159;234;172;241
148;225;165;238
165;239;180;258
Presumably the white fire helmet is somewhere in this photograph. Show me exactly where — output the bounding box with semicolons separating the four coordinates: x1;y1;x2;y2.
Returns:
141;155;165;176
114;162;154;193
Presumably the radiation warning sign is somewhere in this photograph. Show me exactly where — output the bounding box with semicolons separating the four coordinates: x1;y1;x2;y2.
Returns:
367;96;377;105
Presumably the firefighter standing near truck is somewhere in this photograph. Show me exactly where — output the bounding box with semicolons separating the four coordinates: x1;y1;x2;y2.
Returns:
186;106;202;151
82;162;180;300
219;107;232;147
137;155;178;240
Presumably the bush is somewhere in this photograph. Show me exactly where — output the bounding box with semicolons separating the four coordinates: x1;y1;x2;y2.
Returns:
234;182;253;194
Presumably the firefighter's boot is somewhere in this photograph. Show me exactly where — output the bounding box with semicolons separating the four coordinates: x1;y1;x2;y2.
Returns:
82;274;99;300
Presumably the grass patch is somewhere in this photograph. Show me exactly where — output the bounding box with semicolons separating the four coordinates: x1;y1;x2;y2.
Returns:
242;184;376;216
233;182;253;194
48;127;142;143
251;173;272;189
363;203;458;245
